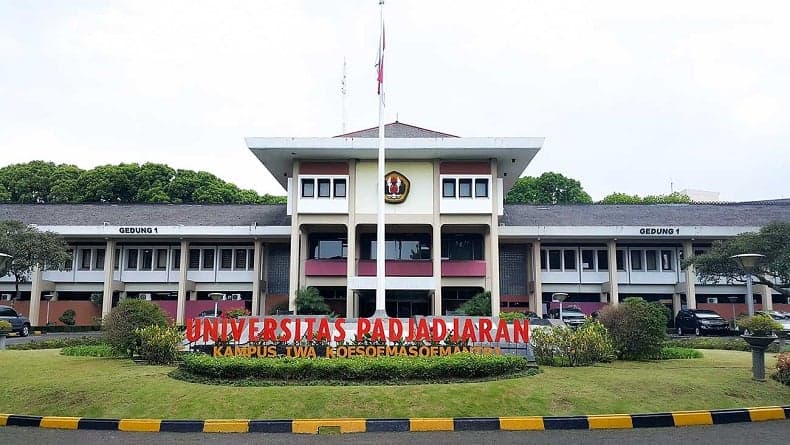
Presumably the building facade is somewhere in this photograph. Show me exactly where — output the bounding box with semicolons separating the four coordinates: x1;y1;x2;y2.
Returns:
1;123;789;326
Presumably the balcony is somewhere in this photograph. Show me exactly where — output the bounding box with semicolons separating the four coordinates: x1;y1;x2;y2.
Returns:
441;260;486;277
304;259;348;276
357;260;433;277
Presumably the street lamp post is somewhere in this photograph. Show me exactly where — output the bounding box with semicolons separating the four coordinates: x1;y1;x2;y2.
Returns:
43;293;55;326
208;293;225;317
730;254;765;317
727;295;738;329
552;292;569;323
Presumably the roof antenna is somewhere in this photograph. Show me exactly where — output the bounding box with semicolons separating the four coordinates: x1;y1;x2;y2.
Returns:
341;57;347;133
395;112;398;122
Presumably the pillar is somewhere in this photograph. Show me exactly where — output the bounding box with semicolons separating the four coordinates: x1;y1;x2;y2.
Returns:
346;224;357;318
683;241;697;309
101;240;115;318
176;240;189;325
672;292;682;316
759;284;773;311
488;158;501;317
531;241;543;318
251;239;263;316
288;227;302;313
433;223;443;316
607;240;619;305
29;265;43;326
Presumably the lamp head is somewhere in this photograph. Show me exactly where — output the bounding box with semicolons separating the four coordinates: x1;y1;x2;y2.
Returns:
551;292;569;303
208;292;225;302
730;253;765;273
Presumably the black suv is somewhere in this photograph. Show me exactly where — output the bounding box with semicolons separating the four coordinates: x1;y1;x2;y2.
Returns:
675;309;729;336
0;305;31;337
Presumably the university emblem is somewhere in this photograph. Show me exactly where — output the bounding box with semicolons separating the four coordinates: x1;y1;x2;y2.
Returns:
384;171;410;204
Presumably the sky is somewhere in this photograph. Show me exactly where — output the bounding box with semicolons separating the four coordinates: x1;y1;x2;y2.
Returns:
1;0;788;201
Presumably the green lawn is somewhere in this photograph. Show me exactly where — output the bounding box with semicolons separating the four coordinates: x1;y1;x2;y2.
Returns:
0;349;787;419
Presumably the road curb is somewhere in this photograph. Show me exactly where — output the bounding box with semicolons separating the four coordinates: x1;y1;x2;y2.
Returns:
1;407;788;434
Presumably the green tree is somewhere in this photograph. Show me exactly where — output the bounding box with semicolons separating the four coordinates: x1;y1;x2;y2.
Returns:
683;222;790;296
295;287;332;315
599;192;692;204
0;220;72;299
505;172;593;204
459;291;492;316
598;297;667;360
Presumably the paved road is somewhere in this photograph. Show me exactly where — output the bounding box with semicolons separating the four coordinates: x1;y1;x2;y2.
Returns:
1;422;788;445
3;331;102;346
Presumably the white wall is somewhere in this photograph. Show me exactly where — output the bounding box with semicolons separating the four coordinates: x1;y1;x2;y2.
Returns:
355;161;434;215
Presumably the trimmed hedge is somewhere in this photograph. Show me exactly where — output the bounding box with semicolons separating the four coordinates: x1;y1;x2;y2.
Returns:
61;344;122;358
7;336;105;350
664;337;782;353
177;353;535;384
656;347;703;360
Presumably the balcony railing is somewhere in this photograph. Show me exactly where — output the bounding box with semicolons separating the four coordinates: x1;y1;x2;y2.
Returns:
304;259;348;276
441;260;486;277
357;260;433;277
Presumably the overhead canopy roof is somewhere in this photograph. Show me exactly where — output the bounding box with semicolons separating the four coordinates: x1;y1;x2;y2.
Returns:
246;123;543;191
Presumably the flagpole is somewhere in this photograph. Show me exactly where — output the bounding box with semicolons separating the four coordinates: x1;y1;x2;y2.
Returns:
375;0;386;317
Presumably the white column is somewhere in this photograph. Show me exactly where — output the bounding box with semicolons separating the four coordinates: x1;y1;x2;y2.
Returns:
531;241;543;318
101;240;115;318
607;240;619;305
29;265;43;326
488;158;501;317
346;224;357;318
251;240;263;316
288;227;301;313
176;240;189;325
672;292;682;316
759;284;773;311
683;241;697;309
433;222;442;316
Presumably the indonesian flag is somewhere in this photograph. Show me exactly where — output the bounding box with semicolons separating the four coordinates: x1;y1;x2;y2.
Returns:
376;24;385;95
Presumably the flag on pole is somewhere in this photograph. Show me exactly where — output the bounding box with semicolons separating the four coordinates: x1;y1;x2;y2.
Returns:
376;21;385;95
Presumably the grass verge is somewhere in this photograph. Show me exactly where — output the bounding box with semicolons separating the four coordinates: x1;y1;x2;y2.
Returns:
0;349;787;419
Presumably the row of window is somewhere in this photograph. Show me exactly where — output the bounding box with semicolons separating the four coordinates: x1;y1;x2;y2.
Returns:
62;247;255;272
301;177;347;198
442;177;489;198
307;234;486;261
539;248;677;272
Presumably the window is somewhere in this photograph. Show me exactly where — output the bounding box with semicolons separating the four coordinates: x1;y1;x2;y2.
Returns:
95;249;105;270
62;250;74;271
248;249;255;269
661;250;673;271
155;249;168;270
364;235;431;260
220;249;233;269
581;250;594;270
475;179;489;198
141;249;153;270
301;178;315;197
126;249;139;270
442;179;456;198
630;250;643;271
0;307;16;317
333;179;346;198
441;234;483;260
172;249;181;270
597;250;608;271
188;249;200;269
114;249;120;270
79;249;92;270
201;249;215;270
235;249;248;269
317;179;331;197
548;250;562;271
616;250;626;271
540;249;547;270
645;249;657;271
458;179;473;197
563;250;577;270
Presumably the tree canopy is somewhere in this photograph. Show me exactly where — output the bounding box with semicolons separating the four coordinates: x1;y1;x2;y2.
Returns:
683;222;790;296
598;192;692;204
505;172;593;205
0;220;72;298
0;161;286;205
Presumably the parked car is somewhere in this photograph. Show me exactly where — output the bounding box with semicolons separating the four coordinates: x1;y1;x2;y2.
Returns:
197;309;223;318
736;311;790;336
675;309;730;336
547;307;587;329
0;305;31;337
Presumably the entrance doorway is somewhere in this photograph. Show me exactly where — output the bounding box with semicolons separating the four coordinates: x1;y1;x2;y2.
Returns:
358;290;432;318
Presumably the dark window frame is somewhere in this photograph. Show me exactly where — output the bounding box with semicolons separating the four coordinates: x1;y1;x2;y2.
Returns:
301;178;315;197
442;178;456;198
458;178;473;198
317;178;331;198
333;178;347;198
474;178;489;198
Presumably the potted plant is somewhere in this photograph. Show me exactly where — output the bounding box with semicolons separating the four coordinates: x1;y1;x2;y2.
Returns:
0;320;12;350
740;314;783;381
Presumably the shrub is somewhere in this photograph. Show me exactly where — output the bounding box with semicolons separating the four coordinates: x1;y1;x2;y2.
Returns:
598;297;667;360
135;325;183;364
295;287;331;315
103;299;168;357
226;308;250;318
176;352;534;384
61;344;121;358
664;337;783;353
7;336;104;350
59;309;76;326
0;320;12;334
772;352;790;385
459;291;491;316
740;314;783;336
530;320;615;366
499;312;527;323
657;347;703;360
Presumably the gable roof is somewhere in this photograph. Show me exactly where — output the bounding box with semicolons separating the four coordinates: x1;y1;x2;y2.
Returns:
334;121;458;138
